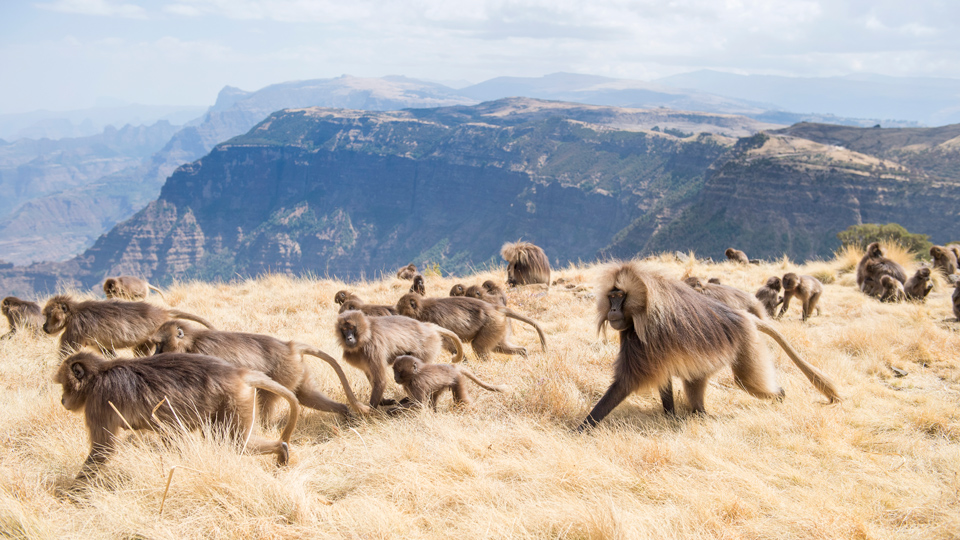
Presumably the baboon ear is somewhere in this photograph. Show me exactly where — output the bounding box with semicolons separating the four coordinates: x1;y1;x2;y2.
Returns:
177;327;184;339
71;362;86;380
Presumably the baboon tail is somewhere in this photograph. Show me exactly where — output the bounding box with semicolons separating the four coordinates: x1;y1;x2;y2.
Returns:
147;284;166;300
295;343;372;415
754;318;841;403
460;368;509;393
499;307;548;352
436;327;465;363
244;370;300;443
168;310;215;330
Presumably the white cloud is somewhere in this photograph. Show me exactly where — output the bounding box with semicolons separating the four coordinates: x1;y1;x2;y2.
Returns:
35;0;148;18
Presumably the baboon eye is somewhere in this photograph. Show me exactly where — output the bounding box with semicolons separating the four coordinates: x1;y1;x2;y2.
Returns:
409;300;416;308
177;328;184;339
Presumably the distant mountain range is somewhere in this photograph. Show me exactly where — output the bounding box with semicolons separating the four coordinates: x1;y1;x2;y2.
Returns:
1;70;957;267
2;98;958;297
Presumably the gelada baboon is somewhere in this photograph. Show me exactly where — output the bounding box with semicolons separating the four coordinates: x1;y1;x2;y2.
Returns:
387;355;508;411
857;242;906;297
465;280;507;306
336;310;464;407
778;273;823;321
396;264;418;280
42;295;214;358
1;296;43;339
879;275;906;303
707;277;721;284
151;321;370;417
579;262;840;429
103;276;165;301
55;351;299;479
683;277;767;320
953;282;960;320
904;268;933;301
396;293;547;360
755;277;783;318
930;245;960;276
725;248;750;265
449;284;466;297
336;293;398;317
410;274;426;296
501;241;550;286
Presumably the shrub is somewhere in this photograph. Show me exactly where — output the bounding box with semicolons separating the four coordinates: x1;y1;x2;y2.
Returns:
836;223;932;257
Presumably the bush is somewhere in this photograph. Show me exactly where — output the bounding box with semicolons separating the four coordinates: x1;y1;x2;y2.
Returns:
836;223;932;256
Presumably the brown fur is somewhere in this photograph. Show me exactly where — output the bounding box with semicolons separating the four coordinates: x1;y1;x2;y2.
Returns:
395;293;547;360
54;351;298;479
387;355;508;410
684;277;767;320
449;284;466;296
879;275;907;303
1;296;43;339
337;296;398;317
952;282;960;321
930;245;959;277
464;280;508;307
778;273;823;321
410;275;426;296
335;310;464;407
857;242;906;297
903;268;933;301
103;276;165;301
396;264;418;280
501;241;551;286
150;321;371;417
42;295;215;358
333;290;357;306
725;248;750;264
579;262;840;429
707;277;721;284
755;277;783;318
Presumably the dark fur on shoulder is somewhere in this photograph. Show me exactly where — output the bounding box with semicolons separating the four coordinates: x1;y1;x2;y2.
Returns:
54;351;298;479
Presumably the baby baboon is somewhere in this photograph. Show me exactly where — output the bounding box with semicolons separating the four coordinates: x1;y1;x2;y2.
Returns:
410;274;426;296
334;290;357;306
465;280;508;306
755;277;783;318
904;268;933;301
337;295;398;317
930;245;959;276
103;276;165;301
150;321;370;417
725;248;750;264
683;277;767;320
335;310;464;407
879;275;907;303
778;273;823;321
387;355;508;410
396;264;418;280
1;296;43;339
857;242;906;297
55;351;299;479
579;262;840;429
953;282;960;320
42;295;214;358
501;241;551;286
449;284;466;296
395;293;547;360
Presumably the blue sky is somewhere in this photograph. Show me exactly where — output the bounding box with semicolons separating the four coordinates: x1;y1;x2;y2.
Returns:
2;0;959;114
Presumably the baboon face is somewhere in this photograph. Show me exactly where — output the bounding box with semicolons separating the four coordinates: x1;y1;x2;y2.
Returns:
464;285;484;299
151;321;189;354
334;290;351;305
918;268;931;279
0;298;10;316
389;355;420;384
450;284;465;296
605;288;630;331
54;354;96;411
103;278;118;297
410;275;425;296
867;242;883;258
506;262;519;286
481;281;499;293
336;312;367;350
782;273;800;291
765;277;782;291
396;294;421;318
42;296;72;335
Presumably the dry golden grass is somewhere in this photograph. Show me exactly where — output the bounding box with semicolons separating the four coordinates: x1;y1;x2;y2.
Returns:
1;254;959;539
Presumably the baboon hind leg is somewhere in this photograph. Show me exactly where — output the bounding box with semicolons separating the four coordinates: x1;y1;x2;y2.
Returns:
682;377;710;414
804;292;821;321
296;380;351;416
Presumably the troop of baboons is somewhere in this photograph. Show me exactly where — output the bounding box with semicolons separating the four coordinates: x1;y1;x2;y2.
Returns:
2;238;958;481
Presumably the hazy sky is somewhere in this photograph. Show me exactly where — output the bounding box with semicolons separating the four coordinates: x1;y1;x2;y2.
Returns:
2;0;959;114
